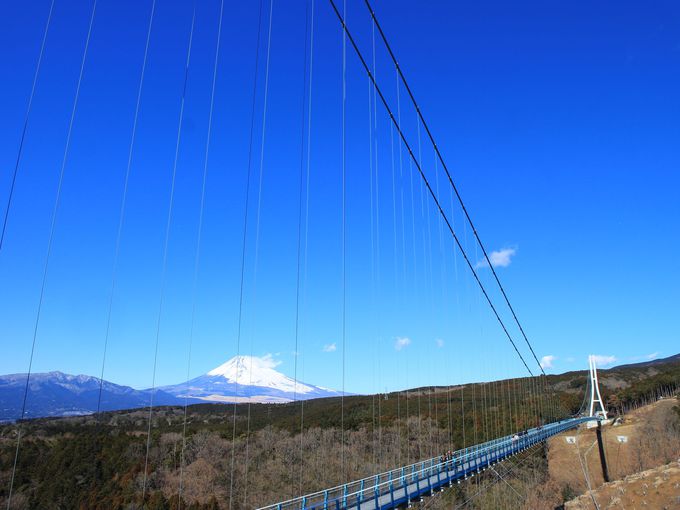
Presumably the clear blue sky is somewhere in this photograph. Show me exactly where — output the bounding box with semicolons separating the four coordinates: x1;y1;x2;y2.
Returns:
1;0;678;394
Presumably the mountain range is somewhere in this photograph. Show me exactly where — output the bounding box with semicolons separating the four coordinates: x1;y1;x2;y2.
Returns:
0;355;342;422
4;353;677;423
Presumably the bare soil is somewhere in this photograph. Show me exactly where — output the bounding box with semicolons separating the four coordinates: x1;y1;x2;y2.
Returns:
564;461;680;509
548;399;678;491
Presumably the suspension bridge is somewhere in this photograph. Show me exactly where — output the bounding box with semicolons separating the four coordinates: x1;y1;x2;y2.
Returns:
257;354;609;510
259;417;598;510
2;1;616;509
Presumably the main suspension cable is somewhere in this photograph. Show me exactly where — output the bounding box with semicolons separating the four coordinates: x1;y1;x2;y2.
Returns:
363;0;545;375
327;0;534;376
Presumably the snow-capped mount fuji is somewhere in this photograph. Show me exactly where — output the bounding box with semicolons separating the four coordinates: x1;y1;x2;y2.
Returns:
207;356;316;393
160;355;342;403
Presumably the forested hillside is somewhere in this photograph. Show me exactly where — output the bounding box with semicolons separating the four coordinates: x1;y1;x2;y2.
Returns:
1;356;678;509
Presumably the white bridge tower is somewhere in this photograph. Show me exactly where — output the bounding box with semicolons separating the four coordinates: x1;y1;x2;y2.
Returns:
588;355;608;419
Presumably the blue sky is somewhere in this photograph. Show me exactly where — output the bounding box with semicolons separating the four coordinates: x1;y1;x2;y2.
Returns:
1;0;678;394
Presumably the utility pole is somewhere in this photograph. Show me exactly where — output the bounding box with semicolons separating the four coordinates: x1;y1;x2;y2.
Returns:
595;421;610;483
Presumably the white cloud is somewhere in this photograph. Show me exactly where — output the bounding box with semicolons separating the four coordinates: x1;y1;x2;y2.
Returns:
540;355;556;369
394;337;411;351
260;353;282;368
591;354;617;367
322;343;337;353
435;338;445;348
475;247;516;269
565;357;575;363
629;352;660;362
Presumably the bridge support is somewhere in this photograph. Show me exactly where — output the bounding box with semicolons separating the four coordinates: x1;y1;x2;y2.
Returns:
595;421;610;483
588;355;608;419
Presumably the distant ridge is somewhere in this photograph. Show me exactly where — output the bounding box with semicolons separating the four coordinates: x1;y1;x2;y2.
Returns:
0;355;343;422
0;371;186;422
608;353;680;371
2;353;675;423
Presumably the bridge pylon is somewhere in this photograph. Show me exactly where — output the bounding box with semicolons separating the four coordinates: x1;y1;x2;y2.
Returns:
588;354;608;419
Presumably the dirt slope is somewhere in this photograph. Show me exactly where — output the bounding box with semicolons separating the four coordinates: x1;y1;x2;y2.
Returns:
547;398;680;494
564;461;680;509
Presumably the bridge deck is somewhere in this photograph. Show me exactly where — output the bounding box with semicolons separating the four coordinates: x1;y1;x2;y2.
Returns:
258;417;594;510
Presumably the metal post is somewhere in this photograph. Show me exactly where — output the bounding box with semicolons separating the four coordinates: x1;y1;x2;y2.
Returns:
374;474;379;508
389;472;395;507
403;472;409;504
596;421;610;483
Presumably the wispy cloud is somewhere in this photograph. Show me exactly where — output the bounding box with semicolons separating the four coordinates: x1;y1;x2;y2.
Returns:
475;247;516;269
540;355;556;369
394;337;411;351
435;338;445;348
322;343;337;353
629;352;660;362
260;353;282;368
591;354;617;367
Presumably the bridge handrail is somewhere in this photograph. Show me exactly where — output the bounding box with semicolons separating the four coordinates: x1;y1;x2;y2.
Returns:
259;420;539;509
259;418;579;510
257;417;589;510
257;427;508;508
332;418;590;506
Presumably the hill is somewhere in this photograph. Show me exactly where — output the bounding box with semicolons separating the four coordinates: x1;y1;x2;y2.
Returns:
0;354;678;509
548;397;680;507
3;353;677;424
0;372;187;422
0;355;342;422
565;462;680;509
419;395;680;509
544;353;680;415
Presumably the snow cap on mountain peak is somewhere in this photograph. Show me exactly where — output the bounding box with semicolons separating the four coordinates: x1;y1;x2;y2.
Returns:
208;354;279;376
206;355;315;394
